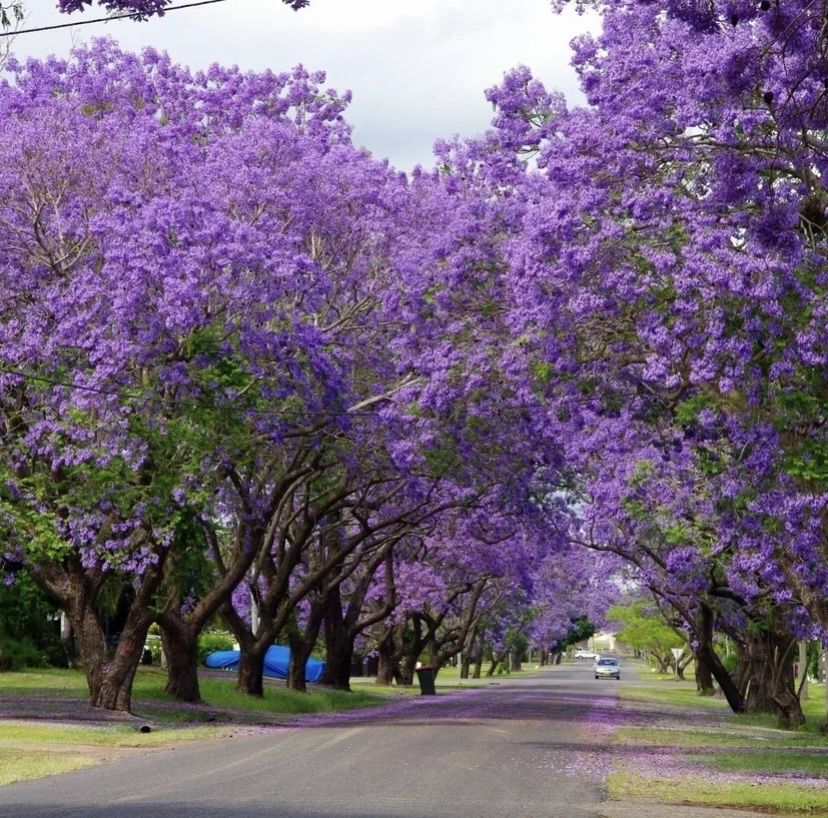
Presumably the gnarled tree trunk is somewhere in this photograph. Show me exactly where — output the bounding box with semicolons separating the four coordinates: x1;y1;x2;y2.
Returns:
159;619;201;703
236;640;267;697
319;585;352;691
376;624;404;685
693;647;716;696
32;555;165;713
286;602;324;693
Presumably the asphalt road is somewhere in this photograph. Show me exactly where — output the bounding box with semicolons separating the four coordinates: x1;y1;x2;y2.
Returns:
0;661;637;818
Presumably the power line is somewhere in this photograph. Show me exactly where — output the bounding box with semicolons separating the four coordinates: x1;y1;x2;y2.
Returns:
0;0;229;38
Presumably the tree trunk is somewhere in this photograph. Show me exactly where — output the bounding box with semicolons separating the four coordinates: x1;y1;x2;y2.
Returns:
694;603;745;713
694;647;716;696
399;652;417;686
741;639;777;715
90;609;154;712
67;601;110;698
159;620;201;703
473;648;484;678
398;617;424;686
287;631;312;693
770;620;805;729
376;629;398;685
319;586;352;691
236;642;267;697
286;602;325;693
797;641;809;700
460;652;471;679
35;557;163;713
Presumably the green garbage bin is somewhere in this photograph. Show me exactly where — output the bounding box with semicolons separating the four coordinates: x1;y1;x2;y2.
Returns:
415;665;436;695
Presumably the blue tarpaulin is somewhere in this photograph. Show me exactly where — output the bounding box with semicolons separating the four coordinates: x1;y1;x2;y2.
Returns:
204;644;326;683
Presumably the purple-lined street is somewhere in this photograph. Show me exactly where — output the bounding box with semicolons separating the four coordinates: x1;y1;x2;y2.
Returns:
0;667;628;818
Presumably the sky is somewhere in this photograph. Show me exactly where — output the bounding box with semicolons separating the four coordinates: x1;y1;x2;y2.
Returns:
10;0;597;170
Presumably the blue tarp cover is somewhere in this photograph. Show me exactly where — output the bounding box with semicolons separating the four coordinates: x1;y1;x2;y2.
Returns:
204;644;326;683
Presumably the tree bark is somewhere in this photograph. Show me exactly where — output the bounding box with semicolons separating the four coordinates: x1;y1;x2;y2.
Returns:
65;598;110;698
769;619;805;729
486;652;502;677
473;645;484;678
693;647;716;696
286;602;324;693
319;585;352;691
376;623;405;685
32;554;164;713
797;641;809;700
696;603;745;713
236;640;267;697
159;619;201;703
91;616;148;711
287;632;312;693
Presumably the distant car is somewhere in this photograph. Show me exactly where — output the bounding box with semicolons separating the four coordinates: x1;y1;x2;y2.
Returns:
573;649;598;659
594;657;621;679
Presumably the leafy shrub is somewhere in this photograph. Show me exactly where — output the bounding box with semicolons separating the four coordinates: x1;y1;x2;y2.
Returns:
197;631;235;662
720;652;739;674
0;634;50;670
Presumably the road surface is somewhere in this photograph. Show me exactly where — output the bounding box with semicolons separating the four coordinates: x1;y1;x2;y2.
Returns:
0;662;636;818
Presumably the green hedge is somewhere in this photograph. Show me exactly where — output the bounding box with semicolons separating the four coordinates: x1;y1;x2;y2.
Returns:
197;631;235;662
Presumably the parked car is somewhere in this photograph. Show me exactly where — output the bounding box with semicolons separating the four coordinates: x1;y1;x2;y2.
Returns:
573;649;598;659
594;657;621;679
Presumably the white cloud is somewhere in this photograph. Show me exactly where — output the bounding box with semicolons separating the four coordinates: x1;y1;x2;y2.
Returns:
12;0;598;169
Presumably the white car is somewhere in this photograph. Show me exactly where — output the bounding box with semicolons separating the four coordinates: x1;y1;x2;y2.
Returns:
573;649;598;659
594;657;621;679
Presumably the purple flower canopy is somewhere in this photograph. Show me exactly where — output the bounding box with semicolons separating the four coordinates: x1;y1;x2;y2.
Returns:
30;0;828;703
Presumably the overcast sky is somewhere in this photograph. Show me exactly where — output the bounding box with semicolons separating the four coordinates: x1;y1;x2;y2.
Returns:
12;0;597;170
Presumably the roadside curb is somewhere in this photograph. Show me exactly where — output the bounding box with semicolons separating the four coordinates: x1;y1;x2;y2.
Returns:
599;799;776;817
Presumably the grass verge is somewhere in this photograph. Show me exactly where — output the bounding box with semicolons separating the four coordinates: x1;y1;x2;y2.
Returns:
0;748;96;788
0;665;403;786
611;676;828;815
609;771;828;815
0;661;512;786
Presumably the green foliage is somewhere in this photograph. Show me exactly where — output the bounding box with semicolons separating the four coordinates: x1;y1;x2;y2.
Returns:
0;573;57;637
424;446;456;477
608;600;684;658
197;631;235;662
674;393;714;427
0;634;50;671
554;616;596;652
719;651;739;674
0;573;67;669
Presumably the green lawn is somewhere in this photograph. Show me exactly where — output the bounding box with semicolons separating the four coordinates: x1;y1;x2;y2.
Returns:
614;726;828;750
0;666;393;722
693;751;828;777
609;771;828;815
0;748;96;788
0;721;223;747
621;680;732;710
611;676;828;815
0;664;405;785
